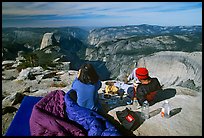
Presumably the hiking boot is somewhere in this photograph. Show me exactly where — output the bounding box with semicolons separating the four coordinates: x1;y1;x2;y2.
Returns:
126;100;133;105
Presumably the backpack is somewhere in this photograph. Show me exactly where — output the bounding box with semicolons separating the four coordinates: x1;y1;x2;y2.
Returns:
116;108;141;131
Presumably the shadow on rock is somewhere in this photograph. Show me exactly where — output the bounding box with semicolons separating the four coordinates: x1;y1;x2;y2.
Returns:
148;107;182;119
149;108;162;119
170;107;182;118
151;88;176;106
2;106;18;115
12;93;26;105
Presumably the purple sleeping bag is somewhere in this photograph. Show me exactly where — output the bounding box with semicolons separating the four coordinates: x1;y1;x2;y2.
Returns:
29;90;87;136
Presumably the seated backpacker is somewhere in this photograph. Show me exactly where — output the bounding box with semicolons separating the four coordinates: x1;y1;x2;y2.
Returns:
135;68;162;106
136;78;162;106
126;67;162;106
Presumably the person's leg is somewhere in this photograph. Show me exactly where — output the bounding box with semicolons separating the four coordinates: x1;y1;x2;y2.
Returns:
126;87;134;104
118;89;125;100
127;87;134;98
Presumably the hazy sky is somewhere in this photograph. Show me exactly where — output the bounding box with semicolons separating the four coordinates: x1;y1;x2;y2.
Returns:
2;2;202;27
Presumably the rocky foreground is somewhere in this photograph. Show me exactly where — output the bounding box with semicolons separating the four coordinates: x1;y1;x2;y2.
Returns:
2;51;202;136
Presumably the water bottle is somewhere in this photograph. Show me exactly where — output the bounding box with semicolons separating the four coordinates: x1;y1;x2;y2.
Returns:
133;97;139;107
141;100;149;120
161;100;171;118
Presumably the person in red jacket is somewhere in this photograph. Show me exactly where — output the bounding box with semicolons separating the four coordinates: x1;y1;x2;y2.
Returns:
127;67;162;106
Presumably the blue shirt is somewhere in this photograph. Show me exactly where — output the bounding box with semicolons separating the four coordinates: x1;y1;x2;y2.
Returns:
71;78;102;111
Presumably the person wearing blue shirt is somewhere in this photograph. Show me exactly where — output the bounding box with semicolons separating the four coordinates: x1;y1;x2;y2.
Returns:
71;63;102;112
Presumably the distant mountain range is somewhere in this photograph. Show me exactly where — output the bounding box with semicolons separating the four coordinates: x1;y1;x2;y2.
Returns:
88;24;202;46
2;24;202;80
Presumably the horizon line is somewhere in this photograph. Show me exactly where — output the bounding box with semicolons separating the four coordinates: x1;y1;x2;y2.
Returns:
2;24;202;29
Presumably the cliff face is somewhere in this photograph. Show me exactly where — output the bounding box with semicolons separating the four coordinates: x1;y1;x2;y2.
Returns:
2;27;89;61
40;33;58;50
137;51;202;92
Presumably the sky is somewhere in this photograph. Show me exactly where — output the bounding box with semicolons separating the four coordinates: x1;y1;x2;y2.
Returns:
2;2;202;28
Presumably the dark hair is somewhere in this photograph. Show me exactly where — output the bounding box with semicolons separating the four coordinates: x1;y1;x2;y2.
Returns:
78;63;99;84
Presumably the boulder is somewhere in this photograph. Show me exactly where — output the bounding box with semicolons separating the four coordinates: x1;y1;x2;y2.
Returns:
15;68;32;81
2;60;15;70
2;92;25;108
2;106;18;115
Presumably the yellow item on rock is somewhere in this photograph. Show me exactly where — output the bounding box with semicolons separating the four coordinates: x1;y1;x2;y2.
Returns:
105;82;119;95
